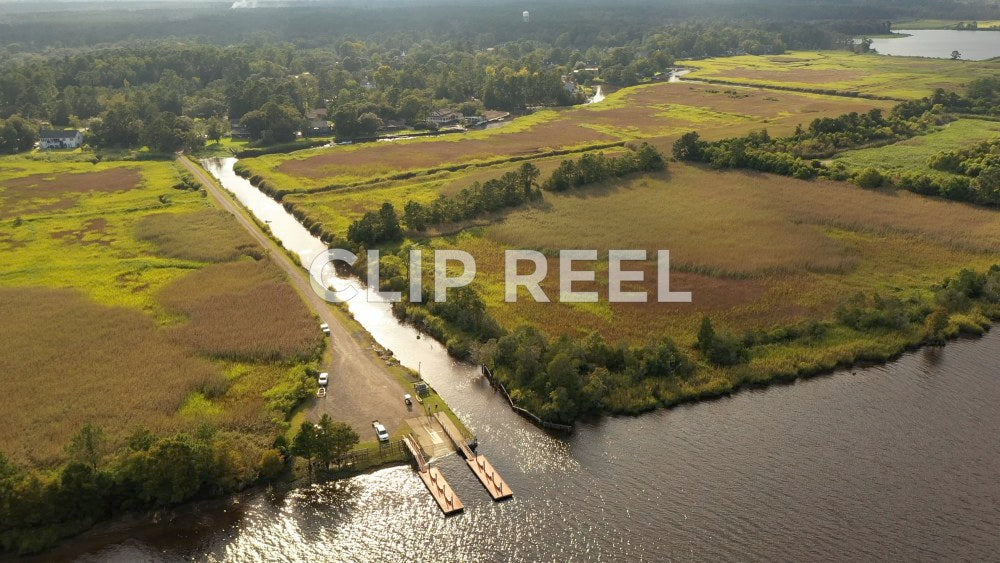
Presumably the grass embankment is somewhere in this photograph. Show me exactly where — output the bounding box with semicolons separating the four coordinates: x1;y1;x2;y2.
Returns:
0;154;327;553
684;51;1000;100
237;78;891;197
832;118;1000;177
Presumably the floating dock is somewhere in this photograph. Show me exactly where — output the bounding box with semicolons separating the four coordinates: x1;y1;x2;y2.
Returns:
403;435;464;516
434;413;513;501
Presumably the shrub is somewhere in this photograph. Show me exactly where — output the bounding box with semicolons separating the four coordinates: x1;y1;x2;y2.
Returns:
853;167;885;189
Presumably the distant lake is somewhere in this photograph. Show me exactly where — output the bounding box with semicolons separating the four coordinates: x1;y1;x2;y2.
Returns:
871;29;1000;60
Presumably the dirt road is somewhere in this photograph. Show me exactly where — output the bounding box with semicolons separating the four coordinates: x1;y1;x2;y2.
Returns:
179;156;411;437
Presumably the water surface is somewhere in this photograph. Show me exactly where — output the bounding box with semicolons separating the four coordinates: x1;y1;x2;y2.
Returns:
871;29;1000;60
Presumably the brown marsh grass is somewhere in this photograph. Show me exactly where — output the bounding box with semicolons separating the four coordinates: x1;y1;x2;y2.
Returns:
248;79;890;193
158;260;322;361
0;287;225;467
451;163;1000;344
0;158;321;469
0;167;142;219
136;209;262;262
277;121;614;181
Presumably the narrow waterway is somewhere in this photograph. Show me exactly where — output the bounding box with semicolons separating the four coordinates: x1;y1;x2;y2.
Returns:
588;85;605;104
44;157;1000;561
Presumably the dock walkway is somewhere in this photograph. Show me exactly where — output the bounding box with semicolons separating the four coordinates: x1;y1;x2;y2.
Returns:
434;413;513;501
403;435;463;515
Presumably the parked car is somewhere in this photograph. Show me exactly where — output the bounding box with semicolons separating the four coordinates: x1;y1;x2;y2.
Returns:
318;372;329;386
317;387;327;398
372;421;389;442
320;323;330;335
404;394;412;406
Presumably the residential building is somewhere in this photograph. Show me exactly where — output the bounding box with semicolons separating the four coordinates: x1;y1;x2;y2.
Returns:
39;129;83;149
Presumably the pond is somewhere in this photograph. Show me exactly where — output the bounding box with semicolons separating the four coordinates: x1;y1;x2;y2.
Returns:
871;29;1000;60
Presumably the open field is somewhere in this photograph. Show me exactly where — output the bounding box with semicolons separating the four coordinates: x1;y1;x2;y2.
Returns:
240;79;893;195
832;118;1000;176
0;157;321;467
426;163;1000;347
684;51;1000;100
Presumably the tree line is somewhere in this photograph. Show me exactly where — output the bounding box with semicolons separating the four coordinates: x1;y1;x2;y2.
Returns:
290;416;360;481
541;143;665;191
0;414;359;555
402;163;543;232
925;137;1000;206
479;328;695;423
0;424;282;554
346;144;666;246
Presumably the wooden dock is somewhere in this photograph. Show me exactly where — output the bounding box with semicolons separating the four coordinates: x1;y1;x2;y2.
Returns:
434;413;513;501
403;436;464;516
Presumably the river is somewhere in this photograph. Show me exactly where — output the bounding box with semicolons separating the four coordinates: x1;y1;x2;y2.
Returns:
40;158;1000;561
870;29;1000;60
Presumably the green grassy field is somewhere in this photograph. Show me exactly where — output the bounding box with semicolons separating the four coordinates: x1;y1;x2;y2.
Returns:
831;118;1000;176
684;50;1000;99
0;156;321;467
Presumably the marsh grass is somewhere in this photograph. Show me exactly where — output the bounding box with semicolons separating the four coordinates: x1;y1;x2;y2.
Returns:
684;50;1000;100
158;260;323;361
427;163;1000;345
0;287;225;467
832;118;1000;176
0;156;323;469
136;209;262;262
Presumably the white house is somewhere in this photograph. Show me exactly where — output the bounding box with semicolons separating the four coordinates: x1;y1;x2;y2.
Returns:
428;109;462;127
39;129;83;150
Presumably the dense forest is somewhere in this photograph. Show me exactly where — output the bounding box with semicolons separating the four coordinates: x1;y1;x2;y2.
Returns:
3;1;999;51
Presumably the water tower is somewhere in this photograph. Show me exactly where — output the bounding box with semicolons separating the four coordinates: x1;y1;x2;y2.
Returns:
523;10;530;23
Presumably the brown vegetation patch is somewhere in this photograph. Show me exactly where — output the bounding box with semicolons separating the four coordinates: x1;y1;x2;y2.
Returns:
0;168;142;218
474;163;1000;343
50;218;113;247
0;287;225;467
628;83;883;119
279;122;613;180
0;167;141;199
158;260;321;361
136;209;262;262
0;232;26;250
